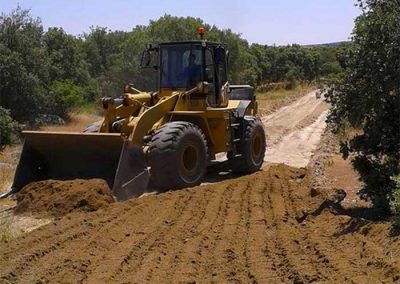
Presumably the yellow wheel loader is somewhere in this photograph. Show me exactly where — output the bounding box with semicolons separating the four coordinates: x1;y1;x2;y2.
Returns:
2;30;266;201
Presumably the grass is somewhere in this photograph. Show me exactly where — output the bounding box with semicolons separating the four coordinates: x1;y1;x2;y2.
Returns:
0;167;14;194
0;217;16;243
0;145;20;194
323;157;334;168
257;83;316;115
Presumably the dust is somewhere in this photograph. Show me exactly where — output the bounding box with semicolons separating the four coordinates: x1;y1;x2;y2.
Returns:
14;179;114;218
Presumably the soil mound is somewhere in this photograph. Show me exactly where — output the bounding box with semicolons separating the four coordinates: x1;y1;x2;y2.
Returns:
1;165;399;283
14;179;114;217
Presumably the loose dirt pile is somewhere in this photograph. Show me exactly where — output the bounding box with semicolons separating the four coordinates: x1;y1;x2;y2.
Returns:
14;179;114;217
1;164;399;283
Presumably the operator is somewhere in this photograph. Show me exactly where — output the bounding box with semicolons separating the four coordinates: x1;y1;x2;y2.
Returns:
183;54;201;88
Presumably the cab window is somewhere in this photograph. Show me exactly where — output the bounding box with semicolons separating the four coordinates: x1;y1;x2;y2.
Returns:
215;47;227;90
160;44;202;89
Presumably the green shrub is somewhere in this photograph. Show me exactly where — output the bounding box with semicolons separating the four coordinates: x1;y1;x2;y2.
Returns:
0;107;16;148
49;80;86;119
390;175;400;215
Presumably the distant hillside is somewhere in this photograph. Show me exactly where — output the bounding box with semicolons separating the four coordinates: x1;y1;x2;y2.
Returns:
303;41;351;48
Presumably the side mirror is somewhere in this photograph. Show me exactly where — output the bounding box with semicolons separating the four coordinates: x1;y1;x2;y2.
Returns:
140;50;152;68
140;48;158;69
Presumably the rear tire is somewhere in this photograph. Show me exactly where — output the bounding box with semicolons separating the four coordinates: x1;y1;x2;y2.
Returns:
148;121;208;191
231;116;266;173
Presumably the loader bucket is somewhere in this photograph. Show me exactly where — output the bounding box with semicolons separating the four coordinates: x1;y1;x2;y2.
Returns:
5;131;149;201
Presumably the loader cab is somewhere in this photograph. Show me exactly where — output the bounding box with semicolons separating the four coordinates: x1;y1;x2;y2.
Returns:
142;41;229;107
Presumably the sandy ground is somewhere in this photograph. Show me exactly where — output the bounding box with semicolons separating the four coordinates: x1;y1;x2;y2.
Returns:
262;90;329;168
1;165;399;283
1;90;399;283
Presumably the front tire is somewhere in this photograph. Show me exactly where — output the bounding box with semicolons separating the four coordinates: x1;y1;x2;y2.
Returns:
147;121;208;191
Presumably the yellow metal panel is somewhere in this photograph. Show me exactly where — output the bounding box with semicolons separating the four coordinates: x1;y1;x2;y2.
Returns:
207;111;231;153
227;100;241;109
160;88;186;97
129;94;179;145
100;92;152;134
168;108;232;153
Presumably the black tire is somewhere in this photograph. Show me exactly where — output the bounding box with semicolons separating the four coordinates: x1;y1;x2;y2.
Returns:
83;120;102;133
147;121;208;191
231;116;266;173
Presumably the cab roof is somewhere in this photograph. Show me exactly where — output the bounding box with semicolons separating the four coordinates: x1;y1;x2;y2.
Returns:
158;40;224;47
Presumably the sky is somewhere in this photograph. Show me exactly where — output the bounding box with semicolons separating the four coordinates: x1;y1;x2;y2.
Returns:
0;0;361;45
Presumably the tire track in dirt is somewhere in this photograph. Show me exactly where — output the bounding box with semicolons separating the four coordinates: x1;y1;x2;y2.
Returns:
302;212;400;283
176;183;236;282
245;175;281;282
262;91;322;143
166;183;235;282
102;193;195;283
147;188;214;282
261;170;308;283
0;197;173;283
205;179;253;282
1;167;399;283
277;171;341;283
131;188;214;282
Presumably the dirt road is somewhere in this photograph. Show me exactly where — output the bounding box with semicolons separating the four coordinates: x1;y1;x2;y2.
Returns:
263;90;329;168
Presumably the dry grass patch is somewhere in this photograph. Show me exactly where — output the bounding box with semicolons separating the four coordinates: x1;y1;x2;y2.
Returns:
0;167;14;194
0;145;20;194
0;217;17;243
257;83;315;116
42;112;102;132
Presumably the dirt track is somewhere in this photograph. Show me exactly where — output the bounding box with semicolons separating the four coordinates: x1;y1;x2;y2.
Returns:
1;165;399;283
263;90;329;168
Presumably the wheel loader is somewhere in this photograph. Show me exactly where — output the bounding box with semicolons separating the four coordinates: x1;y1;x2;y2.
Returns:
2;28;266;201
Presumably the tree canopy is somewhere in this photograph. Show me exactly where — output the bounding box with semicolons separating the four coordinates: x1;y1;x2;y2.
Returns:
0;7;344;149
325;0;400;211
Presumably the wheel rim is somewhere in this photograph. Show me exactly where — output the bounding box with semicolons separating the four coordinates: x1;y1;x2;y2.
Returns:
181;144;200;176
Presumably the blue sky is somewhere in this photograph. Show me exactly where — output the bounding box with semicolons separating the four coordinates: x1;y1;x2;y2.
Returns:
1;0;360;45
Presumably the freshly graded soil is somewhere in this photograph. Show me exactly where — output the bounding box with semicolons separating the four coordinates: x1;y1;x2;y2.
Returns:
1;91;399;283
14;179;115;217
1;165;399;283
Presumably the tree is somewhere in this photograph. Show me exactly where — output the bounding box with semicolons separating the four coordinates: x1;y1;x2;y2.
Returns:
325;0;400;211
0;7;50;121
0;107;16;147
0;7;344;127
44;27;90;84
